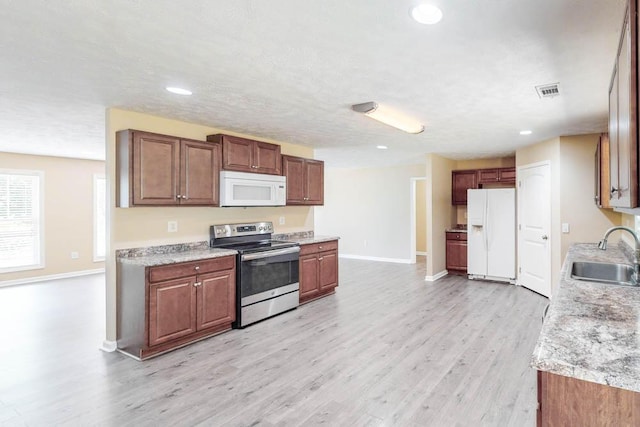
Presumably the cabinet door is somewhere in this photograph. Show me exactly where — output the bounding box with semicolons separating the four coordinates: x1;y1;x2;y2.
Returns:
221;136;254;172
305;159;324;205
197;270;235;330
498;167;516;183
318;250;338;291
610;65;620;204
612;10;637;208
282;155;306;204
132;132;180;205
148;277;197;347
180;139;221;206
300;254;320;301
446;240;467;272
452;170;477;205
596;134;611;208
254;141;281;175
477;169;499;184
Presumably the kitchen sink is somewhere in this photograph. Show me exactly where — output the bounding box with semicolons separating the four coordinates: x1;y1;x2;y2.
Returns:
569;261;638;287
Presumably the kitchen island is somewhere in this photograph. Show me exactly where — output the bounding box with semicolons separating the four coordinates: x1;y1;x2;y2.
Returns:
531;242;640;425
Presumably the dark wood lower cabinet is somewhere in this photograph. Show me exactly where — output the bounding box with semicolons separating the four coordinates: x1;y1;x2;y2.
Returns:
299;240;339;304
446;232;467;275
537;371;640;426
118;255;236;360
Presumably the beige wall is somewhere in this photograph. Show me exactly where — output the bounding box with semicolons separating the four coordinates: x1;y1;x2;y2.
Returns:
314;163;426;261
105;108;315;342
0;153;105;283
416;179;427;253
455;156;516;224
426;154;456;278
559;135;620;259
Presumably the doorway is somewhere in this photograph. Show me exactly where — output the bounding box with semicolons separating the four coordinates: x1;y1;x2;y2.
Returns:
517;161;552;297
410;177;427;264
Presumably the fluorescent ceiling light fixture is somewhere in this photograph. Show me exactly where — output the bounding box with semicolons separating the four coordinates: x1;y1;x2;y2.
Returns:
376;145;388;150
411;4;443;25
166;86;192;95
352;102;424;134
519;130;533;135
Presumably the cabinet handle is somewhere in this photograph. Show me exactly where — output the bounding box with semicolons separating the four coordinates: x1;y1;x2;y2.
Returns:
194;282;202;287
319;257;323;261
194;266;200;271
542;235;548;240
318;246;323;250
176;195;182;199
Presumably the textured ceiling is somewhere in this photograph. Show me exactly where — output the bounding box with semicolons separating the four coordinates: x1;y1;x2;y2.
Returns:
0;0;627;167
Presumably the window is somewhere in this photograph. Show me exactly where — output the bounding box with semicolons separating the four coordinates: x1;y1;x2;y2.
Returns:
0;170;44;272
94;174;106;261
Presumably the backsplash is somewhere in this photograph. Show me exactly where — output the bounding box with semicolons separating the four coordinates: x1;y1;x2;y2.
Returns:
273;230;314;240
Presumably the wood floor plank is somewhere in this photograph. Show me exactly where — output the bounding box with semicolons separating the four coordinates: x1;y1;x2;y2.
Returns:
0;258;548;426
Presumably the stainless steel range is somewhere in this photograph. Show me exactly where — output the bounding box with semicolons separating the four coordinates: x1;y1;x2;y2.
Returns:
210;222;299;328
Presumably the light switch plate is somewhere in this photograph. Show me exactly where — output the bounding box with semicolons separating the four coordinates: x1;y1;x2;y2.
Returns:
279;216;285;225
561;223;570;233
168;221;178;232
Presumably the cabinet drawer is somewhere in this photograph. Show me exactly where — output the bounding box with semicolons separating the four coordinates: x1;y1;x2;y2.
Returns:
148;256;235;283
446;232;467;241
300;240;339;255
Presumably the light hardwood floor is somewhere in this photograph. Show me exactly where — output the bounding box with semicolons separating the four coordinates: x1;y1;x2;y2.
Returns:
0;258;547;426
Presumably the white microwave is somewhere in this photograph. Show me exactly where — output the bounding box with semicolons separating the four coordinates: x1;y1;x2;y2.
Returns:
219;171;286;207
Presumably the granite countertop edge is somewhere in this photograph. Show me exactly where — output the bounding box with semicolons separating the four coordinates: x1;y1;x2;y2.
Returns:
531;242;640;393
286;235;340;245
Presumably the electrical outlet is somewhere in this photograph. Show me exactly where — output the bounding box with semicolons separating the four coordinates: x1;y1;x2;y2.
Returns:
279;216;285;225
167;221;178;232
70;251;79;259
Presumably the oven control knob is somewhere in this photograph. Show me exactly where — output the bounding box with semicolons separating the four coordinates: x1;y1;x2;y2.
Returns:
259;226;264;231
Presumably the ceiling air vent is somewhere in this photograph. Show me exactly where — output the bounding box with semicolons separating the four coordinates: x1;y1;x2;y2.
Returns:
535;83;560;98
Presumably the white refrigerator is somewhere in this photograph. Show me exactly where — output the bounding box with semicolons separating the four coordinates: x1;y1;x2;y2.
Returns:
467;188;516;283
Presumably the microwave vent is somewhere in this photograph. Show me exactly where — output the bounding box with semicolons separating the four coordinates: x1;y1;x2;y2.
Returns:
535;83;560;98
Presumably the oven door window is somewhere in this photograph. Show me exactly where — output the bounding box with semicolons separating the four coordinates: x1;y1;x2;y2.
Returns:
240;253;299;297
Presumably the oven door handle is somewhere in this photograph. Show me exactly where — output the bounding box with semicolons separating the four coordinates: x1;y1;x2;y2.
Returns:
241;246;300;261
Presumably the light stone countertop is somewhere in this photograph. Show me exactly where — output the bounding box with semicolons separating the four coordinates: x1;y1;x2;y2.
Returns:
284;235;340;245
531;242;640;392
117;248;237;266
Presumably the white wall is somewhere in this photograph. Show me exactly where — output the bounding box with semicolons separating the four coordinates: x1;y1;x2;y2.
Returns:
314;163;426;263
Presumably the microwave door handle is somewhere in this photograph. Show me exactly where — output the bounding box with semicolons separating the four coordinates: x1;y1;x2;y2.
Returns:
241;246;300;261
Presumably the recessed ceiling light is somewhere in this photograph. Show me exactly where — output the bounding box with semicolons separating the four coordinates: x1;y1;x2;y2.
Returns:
166;86;192;96
520;130;533;135
411;4;443;25
377;145;388;150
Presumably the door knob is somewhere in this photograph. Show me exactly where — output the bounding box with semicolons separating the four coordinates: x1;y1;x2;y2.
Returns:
542;235;548;240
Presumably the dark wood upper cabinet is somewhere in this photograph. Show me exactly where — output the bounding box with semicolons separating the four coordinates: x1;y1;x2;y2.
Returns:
452;170;477;205
608;1;638;208
116;130;221;207
282;155;324;205
207;134;282;175
477;167;516;185
595;133;612;209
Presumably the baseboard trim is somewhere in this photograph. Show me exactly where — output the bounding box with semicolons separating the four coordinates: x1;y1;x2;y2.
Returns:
100;340;117;353
425;270;448;281
0;268;105;288
416;251;427;256
339;254;413;264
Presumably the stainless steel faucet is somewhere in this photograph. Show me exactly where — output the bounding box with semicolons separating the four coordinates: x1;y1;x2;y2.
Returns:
598;226;640;279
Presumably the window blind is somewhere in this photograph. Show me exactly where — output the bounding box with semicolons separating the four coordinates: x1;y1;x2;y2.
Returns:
0;171;43;271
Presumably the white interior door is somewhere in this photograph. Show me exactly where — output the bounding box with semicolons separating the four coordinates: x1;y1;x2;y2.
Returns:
517;162;551;297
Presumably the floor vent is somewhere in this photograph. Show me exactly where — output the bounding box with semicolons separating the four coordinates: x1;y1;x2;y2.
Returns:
535;83;560;98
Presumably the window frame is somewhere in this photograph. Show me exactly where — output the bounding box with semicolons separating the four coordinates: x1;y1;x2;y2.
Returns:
0;169;45;273
93;173;106;262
